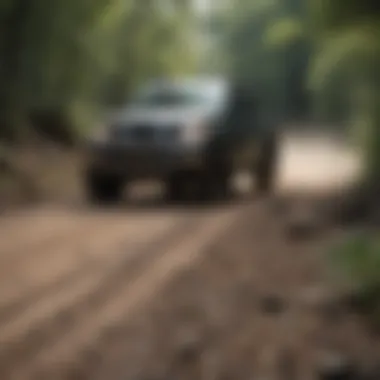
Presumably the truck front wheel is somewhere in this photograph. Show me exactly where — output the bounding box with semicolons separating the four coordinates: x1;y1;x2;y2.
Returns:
85;169;124;204
256;134;278;194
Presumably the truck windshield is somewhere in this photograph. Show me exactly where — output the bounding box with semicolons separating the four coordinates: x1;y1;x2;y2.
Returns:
131;81;226;108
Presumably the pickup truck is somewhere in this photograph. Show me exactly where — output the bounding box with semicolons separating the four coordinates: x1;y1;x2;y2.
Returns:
83;77;278;203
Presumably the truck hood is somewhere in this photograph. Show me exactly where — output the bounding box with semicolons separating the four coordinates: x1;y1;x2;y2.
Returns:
108;105;221;128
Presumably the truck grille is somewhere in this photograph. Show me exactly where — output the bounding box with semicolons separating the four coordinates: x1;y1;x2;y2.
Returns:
158;126;180;143
129;125;155;142
111;124;180;143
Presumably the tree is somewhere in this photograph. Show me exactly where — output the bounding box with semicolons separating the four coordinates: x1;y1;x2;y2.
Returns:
0;0;198;142
214;0;310;123
309;0;380;180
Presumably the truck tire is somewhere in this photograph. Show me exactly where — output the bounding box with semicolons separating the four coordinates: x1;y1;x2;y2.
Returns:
196;166;231;203
166;172;189;202
85;169;124;204
167;168;230;204
196;174;216;202
209;167;231;200
256;133;278;194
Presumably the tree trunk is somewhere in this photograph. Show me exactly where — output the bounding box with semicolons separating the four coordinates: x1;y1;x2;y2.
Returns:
0;0;32;140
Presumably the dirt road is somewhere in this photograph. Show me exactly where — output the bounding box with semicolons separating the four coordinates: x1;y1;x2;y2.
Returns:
0;131;361;379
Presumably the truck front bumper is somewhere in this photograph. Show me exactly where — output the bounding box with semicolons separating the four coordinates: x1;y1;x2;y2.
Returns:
84;141;206;179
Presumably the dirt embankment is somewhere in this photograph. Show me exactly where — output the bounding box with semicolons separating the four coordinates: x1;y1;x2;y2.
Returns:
0;145;81;211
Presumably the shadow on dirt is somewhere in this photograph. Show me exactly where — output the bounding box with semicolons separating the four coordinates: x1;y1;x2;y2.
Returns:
329;182;380;229
72;192;262;215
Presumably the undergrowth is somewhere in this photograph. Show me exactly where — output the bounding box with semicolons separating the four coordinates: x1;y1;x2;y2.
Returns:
329;234;380;325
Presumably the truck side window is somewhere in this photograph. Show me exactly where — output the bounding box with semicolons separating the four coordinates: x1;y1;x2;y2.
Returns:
227;87;256;132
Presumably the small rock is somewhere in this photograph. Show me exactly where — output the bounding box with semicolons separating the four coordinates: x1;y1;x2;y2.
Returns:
174;328;203;364
170;336;203;380
286;217;321;240
259;295;286;315
316;351;357;380
284;205;323;240
343;287;380;316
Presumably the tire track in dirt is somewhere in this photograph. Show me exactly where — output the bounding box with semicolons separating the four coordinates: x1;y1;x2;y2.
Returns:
0;207;155;262
0;211;207;379
0;215;76;255
0;214;183;327
0;212;173;307
9;206;244;380
0;215;114;277
0;213;185;329
0;207;107;256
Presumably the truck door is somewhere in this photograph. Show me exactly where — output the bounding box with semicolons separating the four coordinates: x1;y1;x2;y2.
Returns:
226;86;258;169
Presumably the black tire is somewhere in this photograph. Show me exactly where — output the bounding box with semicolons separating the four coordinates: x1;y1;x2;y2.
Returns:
166;172;188;203
166;169;230;204
193;168;231;203
196;174;215;202
256;133;278;194
205;167;231;201
84;169;124;204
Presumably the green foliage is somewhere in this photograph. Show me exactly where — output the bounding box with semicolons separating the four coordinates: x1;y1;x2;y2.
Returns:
0;0;198;142
310;0;380;33
265;17;303;48
215;0;310;120
329;234;380;292
328;234;380;326
215;0;380;176
309;25;380;92
309;0;380;179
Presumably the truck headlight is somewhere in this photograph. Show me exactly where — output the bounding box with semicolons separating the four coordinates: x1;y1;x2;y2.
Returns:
182;120;211;145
